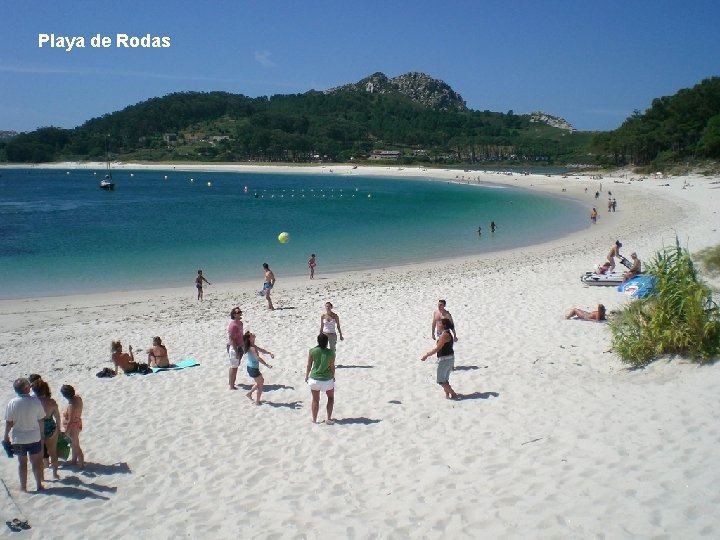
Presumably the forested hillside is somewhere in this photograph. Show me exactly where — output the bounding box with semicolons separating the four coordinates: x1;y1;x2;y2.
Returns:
591;77;720;168
0;72;589;165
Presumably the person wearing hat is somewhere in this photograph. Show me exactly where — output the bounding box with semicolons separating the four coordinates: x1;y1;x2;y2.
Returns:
3;378;45;492
606;240;622;273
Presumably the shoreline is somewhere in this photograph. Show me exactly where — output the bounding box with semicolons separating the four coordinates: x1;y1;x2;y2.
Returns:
2;163;626;302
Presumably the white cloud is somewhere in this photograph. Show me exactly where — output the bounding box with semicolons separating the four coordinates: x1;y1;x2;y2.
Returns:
254;50;275;68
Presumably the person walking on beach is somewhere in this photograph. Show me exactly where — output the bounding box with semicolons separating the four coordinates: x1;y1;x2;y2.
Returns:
60;385;84;469
320;302;344;354
227;307;244;390
3;378;45;492
420;319;459;400
308;254;317;279
305;333;336;424
243;331;274;405
195;270;211;301
431;300;458;341
606;240;622;273
262;263;275;310
32;380;61;480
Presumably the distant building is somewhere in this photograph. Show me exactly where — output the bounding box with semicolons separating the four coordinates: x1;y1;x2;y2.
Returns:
163;133;179;144
369;150;401;160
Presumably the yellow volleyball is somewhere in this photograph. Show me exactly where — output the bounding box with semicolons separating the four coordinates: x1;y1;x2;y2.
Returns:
278;232;290;244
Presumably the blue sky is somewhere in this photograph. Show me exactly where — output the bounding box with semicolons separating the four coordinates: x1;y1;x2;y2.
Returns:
2;0;718;133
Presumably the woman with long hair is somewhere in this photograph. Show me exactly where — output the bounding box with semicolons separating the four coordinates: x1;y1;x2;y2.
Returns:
243;331;274;405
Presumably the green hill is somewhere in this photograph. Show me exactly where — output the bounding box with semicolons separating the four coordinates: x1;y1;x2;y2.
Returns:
0;72;593;165
590;76;720;168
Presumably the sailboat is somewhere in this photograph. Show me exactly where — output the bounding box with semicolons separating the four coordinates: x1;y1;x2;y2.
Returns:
100;136;115;190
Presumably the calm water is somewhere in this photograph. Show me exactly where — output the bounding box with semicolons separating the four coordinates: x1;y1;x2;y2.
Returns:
0;168;587;298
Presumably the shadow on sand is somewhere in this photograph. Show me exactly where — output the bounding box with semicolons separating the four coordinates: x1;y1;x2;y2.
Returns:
333;417;382;426
264;401;302;410
453;365;486;372
457;391;500;401
336;364;373;369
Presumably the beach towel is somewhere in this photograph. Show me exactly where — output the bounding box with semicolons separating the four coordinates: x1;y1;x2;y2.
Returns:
151;358;200;373
617;275;657;298
127;358;200;376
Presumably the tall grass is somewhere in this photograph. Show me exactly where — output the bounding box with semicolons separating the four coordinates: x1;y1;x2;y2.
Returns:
610;238;720;367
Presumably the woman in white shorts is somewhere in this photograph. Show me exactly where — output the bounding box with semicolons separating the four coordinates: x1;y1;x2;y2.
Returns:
319;302;343;352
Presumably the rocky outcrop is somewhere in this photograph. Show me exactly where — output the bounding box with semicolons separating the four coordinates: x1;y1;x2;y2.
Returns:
327;72;467;112
527;111;575;132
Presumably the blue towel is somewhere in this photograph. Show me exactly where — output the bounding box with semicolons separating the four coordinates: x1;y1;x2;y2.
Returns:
617;275;657;298
151;358;200;373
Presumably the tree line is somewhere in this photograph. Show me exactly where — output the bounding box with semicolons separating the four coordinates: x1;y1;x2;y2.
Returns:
0;89;589;165
591;77;720;168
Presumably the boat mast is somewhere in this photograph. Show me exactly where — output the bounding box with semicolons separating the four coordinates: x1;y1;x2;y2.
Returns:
105;134;112;180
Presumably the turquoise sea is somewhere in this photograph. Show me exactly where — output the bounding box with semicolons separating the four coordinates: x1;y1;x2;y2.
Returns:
0;168;588;299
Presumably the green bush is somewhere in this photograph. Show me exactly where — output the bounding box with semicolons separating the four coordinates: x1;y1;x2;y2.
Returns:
610;238;720;367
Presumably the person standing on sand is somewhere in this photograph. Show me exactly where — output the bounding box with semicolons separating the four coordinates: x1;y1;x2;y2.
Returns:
606;240;622;273
431;300;458;341
262;263;275;310
227;307;244;390
195;270;211;301
60;385;84;469
320;302;344;354
4;378;45;492
32;381;61;480
420;319;459;400
243;331;274;405
308;254;317;279
305;333;336;424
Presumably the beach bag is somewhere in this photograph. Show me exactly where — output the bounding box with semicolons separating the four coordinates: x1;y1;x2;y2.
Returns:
96;367;116;378
57;434;71;460
136;363;152;375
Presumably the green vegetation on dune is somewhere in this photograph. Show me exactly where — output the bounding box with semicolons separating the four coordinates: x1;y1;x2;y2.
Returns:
610;238;720;367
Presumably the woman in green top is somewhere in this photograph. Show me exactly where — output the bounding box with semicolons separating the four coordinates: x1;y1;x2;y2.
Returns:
305;333;336;424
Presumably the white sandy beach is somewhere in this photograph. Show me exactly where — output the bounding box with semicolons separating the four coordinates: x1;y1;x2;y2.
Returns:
1;164;719;539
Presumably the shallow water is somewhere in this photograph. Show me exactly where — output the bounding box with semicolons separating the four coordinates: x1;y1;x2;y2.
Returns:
0;168;587;298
